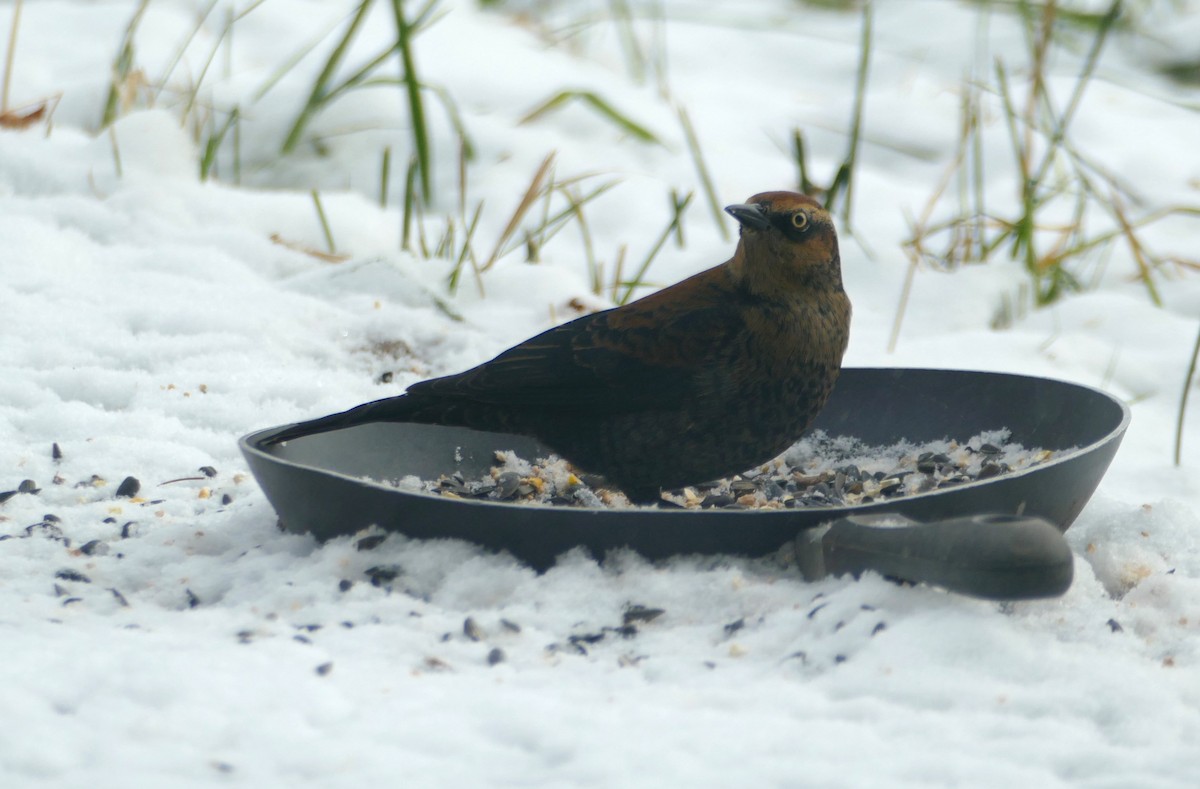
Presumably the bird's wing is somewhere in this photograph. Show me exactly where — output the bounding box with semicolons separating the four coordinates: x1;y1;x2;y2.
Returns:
408;273;744;413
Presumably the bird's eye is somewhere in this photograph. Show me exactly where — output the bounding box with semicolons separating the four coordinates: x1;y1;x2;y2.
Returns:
790;211;809;231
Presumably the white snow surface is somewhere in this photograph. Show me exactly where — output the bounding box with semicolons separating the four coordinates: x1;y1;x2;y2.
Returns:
2;0;1199;785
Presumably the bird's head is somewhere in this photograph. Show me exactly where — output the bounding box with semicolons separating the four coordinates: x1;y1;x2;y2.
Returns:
724;191;842;296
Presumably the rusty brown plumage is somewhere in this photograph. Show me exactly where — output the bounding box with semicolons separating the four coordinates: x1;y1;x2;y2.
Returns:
271;191;852;502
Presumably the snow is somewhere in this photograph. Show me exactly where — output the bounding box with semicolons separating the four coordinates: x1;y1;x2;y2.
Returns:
1;0;1199;785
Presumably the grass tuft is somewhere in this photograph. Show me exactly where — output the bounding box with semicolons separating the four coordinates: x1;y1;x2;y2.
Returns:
279;1;374;155
896;0;1200;348
275;0;461;207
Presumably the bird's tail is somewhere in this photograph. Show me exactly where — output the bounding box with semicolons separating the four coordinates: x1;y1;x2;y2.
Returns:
265;395;425;445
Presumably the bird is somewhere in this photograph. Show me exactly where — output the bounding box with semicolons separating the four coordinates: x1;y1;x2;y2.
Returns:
269;191;852;503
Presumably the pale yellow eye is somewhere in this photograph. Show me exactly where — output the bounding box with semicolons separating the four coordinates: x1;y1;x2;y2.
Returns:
790;211;809;231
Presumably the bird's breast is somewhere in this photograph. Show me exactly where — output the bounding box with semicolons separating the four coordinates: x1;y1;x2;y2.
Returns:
744;291;849;372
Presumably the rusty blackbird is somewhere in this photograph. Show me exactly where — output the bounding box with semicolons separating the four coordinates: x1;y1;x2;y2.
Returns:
270;191;851;502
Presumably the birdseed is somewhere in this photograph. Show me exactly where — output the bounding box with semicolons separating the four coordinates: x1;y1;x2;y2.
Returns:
383;429;1068;510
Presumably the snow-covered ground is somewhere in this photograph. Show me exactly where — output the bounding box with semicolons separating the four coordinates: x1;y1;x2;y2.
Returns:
2;0;1199;785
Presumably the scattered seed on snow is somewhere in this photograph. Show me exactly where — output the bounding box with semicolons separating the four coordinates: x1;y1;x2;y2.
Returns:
79;540;108;556
115;477;141;498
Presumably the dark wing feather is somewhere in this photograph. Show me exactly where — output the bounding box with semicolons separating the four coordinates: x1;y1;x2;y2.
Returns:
407;268;744;414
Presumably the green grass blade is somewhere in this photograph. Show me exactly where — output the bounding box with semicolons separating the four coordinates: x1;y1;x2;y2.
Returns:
153;0;218;105
448;200;485;296
559;185;600;293
1177;322;1200;466
311;189;336;254
180;14;234;126
402;155;418;251
831;0;873;224
618;190;692;305
426;82;475;161
792;128;815;195
379;146;392;208
608;0;646;83
389;0;434;205
676;104;727;241
281;0;374;154
200;107;240;181
102;0;151;128
521;90;663;146
323;45;401;104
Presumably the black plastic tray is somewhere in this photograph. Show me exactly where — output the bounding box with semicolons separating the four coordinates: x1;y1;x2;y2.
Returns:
241;368;1129;572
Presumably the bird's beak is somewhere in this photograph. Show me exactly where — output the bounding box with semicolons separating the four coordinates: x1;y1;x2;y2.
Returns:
724;202;771;231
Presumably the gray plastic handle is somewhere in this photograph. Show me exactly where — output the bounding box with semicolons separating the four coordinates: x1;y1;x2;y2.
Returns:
797;513;1074;600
